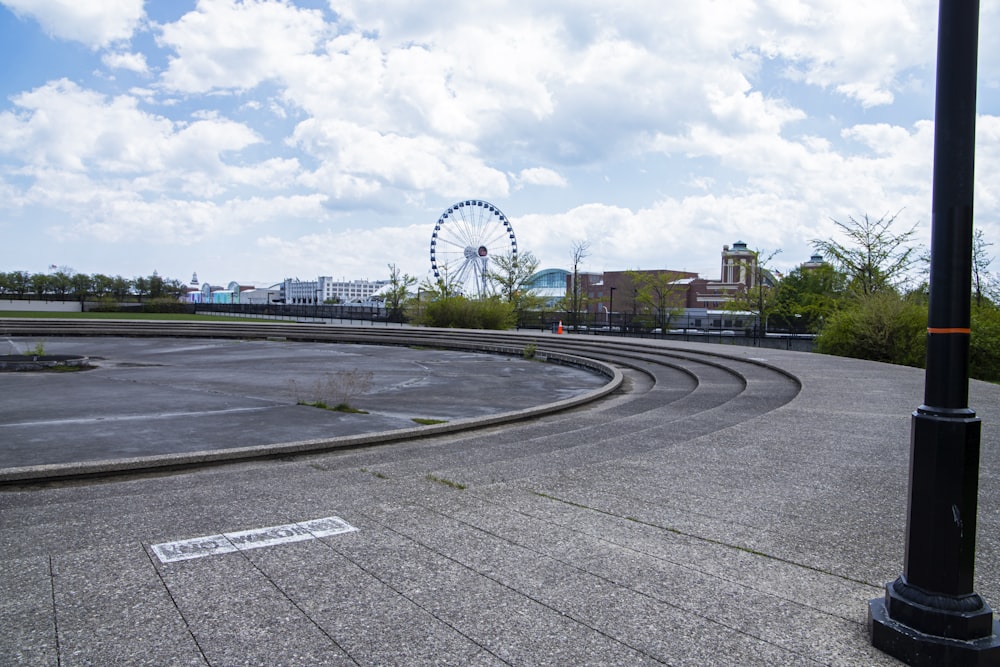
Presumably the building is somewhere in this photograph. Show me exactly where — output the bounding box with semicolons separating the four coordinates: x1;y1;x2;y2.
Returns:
689;241;779;308
231;283;280;304
280;277;392;305
720;240;757;285
525;268;571;307
801;252;827;270
559;241;778;323
571;270;698;319
184;275;279;304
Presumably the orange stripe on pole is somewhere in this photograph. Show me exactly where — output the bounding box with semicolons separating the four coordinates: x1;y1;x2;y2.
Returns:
927;327;971;334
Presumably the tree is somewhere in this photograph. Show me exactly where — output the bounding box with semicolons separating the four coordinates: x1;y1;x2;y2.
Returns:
92;274;115;298
30;273;52;298
50;270;72;298
721;247;781;336
485;250;543;321
70;273;93;303
626;269;688;331
110;276;132;302
770;262;846;333
8;271;30;298
972;228;996;307
133;276;150;300
385;263;417;323
148;272;165;299
163;278;187;299
815;290;927;368
812;212;918;296
568;240;590;328
419;264;462;300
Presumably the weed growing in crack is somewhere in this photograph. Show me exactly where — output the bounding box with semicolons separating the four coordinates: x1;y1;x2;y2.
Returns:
426;474;466;490
290;369;374;414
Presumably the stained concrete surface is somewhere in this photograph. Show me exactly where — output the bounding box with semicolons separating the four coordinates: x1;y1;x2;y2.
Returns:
0;337;607;467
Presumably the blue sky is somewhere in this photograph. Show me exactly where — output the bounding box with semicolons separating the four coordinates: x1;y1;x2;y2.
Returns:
2;0;999;289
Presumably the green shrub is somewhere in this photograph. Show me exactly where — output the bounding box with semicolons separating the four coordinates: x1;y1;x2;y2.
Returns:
815;291;927;368
818;294;999;382
970;305;1000;382
89;297;122;312
414;296;516;329
141;297;192;314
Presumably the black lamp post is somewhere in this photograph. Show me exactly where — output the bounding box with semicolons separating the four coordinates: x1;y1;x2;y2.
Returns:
868;2;1000;664
609;286;616;328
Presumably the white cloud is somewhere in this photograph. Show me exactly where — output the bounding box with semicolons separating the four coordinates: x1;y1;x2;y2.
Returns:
157;0;329;93
703;72;806;134
1;0;144;48
102;51;149;73
754;0;936;107
0;79;173;172
513;168;568;189
47;191;331;245
257;223;431;279
0;79;267;185
0;78;319;246
516;194;809;278
291;118;509;200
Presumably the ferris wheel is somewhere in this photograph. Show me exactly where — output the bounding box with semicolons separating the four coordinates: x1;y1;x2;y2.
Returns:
429;200;518;298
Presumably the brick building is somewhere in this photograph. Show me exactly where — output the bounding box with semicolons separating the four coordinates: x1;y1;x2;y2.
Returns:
570;241;770;320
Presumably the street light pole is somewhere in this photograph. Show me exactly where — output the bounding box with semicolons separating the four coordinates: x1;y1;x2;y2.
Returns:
868;2;1000;664
609;286;616;328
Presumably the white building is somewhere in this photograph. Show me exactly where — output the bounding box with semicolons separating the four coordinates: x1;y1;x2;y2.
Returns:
281;277;392;304
184;276;279;304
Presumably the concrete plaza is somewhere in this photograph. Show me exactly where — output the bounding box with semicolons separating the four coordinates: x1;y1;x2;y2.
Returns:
2;333;998;665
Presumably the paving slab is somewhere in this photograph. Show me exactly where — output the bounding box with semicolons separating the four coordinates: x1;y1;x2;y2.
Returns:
49;543;205;667
0;556;57;666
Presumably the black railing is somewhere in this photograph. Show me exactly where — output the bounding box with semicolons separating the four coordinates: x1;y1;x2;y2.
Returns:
516;311;816;351
191;302;399;324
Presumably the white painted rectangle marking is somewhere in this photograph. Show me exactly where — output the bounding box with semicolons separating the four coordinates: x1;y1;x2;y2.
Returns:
151;535;237;562
225;523;315;550
297;515;357;538
151;516;358;563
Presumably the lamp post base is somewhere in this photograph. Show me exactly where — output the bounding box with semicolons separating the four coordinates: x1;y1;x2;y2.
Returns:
869;593;1000;666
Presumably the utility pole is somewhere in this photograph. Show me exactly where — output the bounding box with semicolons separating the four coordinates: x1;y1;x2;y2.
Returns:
868;2;1000;664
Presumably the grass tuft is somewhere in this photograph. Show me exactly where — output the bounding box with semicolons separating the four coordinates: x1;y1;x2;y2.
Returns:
297;400;369;414
426;474;465;490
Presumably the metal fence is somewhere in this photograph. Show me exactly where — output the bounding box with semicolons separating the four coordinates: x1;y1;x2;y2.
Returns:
192;302;397;325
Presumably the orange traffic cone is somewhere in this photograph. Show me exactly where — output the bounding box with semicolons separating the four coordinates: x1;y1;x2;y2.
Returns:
557;321;563;334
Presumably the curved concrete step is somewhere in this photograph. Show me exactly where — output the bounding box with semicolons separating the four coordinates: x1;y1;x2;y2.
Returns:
0;320;800;483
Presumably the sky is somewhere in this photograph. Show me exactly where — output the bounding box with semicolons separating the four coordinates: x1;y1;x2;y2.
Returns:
2;1;1000;289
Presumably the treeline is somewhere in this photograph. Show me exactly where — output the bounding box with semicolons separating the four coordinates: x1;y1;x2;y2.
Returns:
0;269;188;303
747;214;1000;383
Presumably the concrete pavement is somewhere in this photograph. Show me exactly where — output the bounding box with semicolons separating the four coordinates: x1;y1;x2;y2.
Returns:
2;333;999;665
